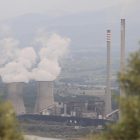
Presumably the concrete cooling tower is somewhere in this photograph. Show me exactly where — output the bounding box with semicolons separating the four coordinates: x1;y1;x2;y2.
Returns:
7;82;26;115
34;81;54;114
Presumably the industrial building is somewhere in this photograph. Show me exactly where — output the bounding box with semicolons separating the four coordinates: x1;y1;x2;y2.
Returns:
40;99;105;119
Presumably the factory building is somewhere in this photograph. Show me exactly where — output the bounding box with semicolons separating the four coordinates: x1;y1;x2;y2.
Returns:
41;100;105;119
41;102;63;116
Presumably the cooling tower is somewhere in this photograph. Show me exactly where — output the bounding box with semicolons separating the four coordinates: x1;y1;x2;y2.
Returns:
105;30;112;115
34;81;54;114
7;82;26;115
120;19;125;97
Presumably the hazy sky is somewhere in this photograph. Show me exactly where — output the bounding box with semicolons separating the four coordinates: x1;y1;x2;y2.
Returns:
0;0;133;21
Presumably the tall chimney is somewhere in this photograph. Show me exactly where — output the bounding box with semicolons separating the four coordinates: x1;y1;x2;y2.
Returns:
64;103;67;115
7;82;26;115
119;19;125;118
105;30;112;115
34;81;54;114
120;19;125;96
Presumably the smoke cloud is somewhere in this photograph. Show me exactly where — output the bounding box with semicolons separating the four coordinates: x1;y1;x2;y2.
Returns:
0;37;19;65
121;0;135;18
0;38;37;83
0;30;71;83
0;62;32;83
32;30;71;81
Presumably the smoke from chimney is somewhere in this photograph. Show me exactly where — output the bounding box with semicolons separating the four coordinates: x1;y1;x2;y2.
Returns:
121;0;134;18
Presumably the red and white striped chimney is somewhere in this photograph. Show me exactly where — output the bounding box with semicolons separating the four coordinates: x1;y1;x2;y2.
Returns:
105;30;112;115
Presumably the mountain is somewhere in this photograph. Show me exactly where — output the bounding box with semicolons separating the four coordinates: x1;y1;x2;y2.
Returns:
0;2;140;55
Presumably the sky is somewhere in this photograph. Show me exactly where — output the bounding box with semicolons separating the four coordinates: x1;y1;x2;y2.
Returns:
0;0;133;21
0;0;139;83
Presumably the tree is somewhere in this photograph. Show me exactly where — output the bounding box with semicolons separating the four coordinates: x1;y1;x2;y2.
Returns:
0;97;26;140
89;48;140;140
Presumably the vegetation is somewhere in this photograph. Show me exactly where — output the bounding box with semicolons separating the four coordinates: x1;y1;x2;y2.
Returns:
88;48;140;140
111;89;119;110
0;97;26;140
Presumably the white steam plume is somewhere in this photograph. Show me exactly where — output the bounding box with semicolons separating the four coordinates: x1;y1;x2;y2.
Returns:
0;38;19;65
106;0;136;22
121;0;134;18
0;38;37;83
18;47;36;69
0;29;71;83
32;30;71;81
0;62;32;83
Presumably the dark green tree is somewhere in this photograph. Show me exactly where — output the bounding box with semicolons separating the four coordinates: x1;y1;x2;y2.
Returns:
0;97;26;140
89;48;140;140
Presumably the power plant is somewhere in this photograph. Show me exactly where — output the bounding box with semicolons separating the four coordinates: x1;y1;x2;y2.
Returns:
34;81;54;114
105;30;112;115
4;19;126;121
7;82;26;115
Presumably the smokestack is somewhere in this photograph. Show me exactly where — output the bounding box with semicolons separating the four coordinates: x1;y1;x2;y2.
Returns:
119;19;125;119
105;30;112;115
34;81;54;114
7;82;26;115
120;19;125;96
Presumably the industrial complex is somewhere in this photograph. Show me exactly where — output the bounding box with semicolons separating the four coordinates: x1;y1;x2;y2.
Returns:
37;99;105;119
5;19;125;124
